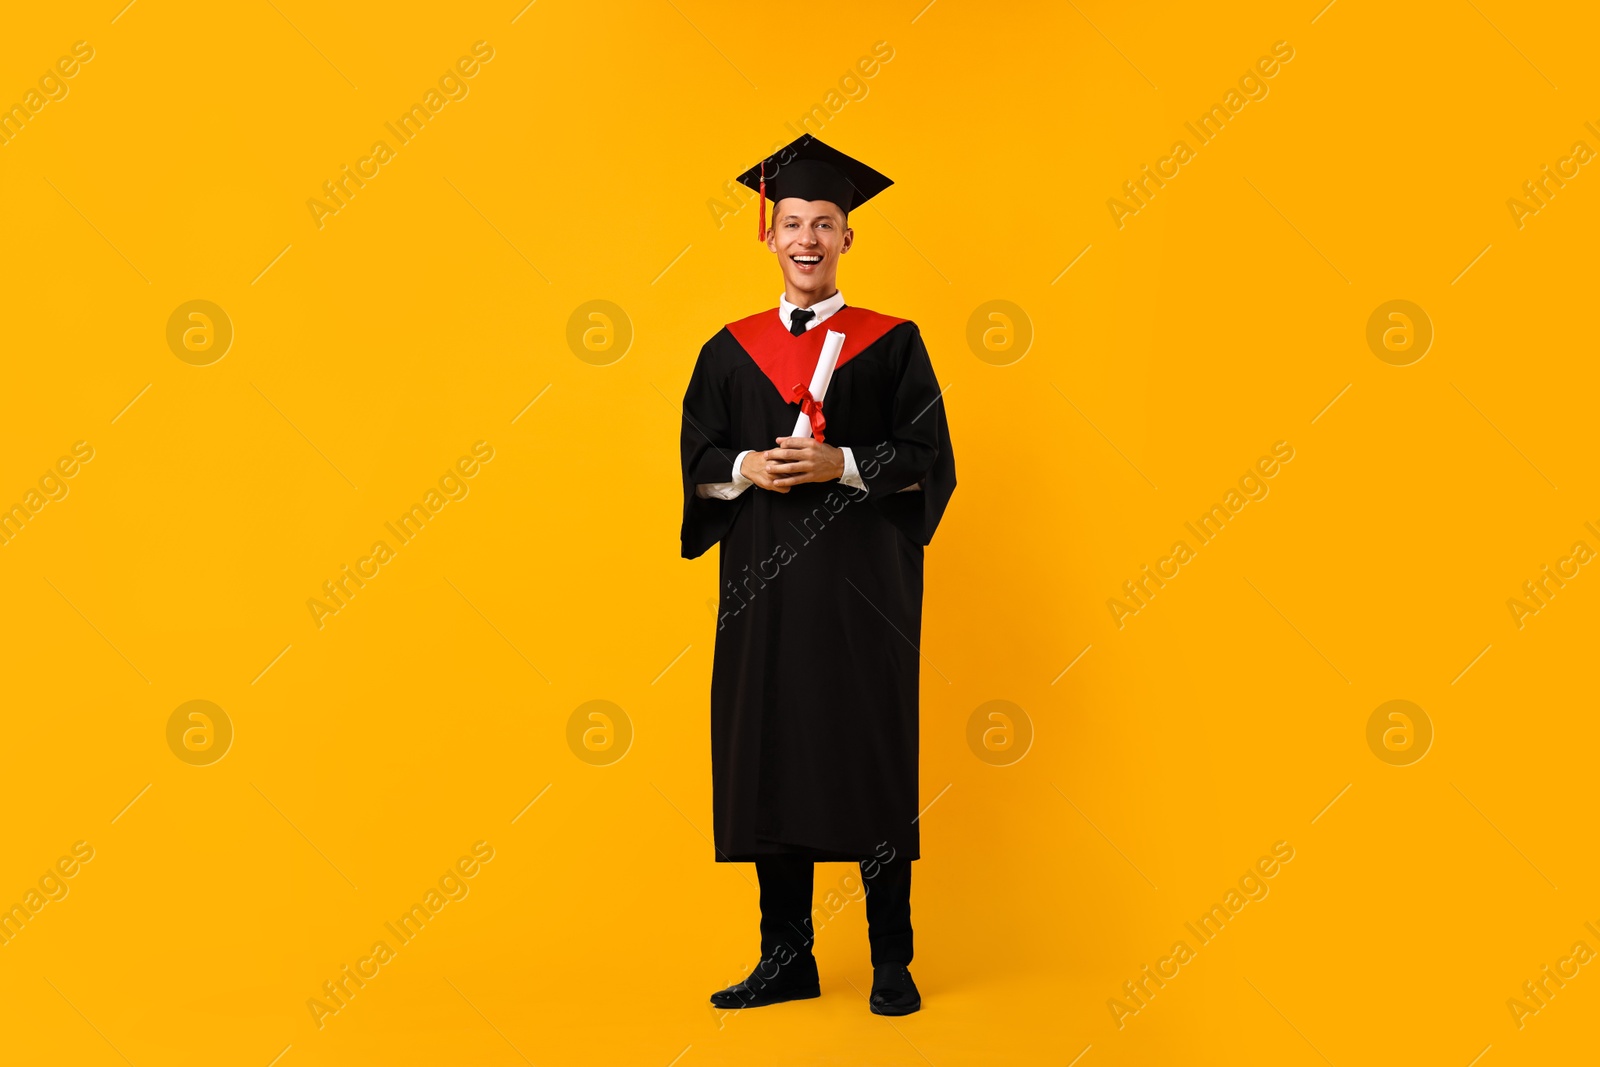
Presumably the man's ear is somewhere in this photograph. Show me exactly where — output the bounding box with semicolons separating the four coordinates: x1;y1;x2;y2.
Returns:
841;226;854;254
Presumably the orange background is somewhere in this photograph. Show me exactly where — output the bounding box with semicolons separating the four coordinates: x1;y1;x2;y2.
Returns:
1;1;1597;1064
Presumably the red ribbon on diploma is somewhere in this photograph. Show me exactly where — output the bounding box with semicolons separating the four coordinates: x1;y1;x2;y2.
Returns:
791;384;826;442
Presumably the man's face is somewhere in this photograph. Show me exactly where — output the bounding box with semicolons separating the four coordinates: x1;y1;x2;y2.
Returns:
767;198;853;299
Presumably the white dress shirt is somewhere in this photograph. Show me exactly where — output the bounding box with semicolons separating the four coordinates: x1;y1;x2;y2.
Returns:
695;292;869;500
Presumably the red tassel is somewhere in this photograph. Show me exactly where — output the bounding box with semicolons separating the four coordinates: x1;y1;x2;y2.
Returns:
758;162;768;242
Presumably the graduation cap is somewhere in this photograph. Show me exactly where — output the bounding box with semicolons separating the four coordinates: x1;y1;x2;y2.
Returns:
736;134;893;242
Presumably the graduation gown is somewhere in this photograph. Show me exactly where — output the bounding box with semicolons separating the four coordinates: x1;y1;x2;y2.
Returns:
679;305;956;862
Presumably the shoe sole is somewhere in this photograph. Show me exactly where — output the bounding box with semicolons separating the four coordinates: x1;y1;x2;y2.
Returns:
870;997;921;1016
710;987;821;1010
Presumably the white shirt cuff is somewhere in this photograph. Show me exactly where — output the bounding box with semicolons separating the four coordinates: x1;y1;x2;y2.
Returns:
839;446;866;493
694;449;754;500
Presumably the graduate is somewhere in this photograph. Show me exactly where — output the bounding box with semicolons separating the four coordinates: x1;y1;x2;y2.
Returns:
678;134;956;1016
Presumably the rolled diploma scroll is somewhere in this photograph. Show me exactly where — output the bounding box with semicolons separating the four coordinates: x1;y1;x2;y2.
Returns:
791;329;846;439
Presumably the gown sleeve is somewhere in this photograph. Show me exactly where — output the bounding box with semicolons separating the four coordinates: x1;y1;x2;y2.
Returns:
679;334;746;560
856;323;957;546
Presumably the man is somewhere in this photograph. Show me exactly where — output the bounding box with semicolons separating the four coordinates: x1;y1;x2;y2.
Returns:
678;134;956;1017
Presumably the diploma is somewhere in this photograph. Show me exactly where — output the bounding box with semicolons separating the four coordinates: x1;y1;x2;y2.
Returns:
792;329;846;439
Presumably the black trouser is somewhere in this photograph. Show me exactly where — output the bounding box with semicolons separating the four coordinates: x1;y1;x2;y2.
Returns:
755;855;913;966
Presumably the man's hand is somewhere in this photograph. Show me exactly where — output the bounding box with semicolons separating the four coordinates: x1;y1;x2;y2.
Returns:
740;449;791;493
765;436;845;488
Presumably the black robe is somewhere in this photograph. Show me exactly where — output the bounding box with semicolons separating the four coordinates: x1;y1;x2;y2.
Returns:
679;305;956;862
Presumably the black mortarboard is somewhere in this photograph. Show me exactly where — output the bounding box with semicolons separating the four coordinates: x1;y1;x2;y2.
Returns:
736;134;893;241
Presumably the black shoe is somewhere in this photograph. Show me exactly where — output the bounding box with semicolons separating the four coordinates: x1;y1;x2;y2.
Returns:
869;963;920;1016
709;951;820;1009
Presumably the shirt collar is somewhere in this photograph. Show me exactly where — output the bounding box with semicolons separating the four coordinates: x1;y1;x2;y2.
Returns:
778;290;845;332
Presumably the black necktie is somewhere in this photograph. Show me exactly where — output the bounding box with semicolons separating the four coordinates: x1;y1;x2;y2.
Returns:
788;308;815;336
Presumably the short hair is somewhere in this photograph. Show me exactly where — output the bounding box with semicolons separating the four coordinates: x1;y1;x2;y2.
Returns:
775;202;849;226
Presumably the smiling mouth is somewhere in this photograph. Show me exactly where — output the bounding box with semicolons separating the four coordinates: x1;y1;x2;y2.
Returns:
790;254;823;270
